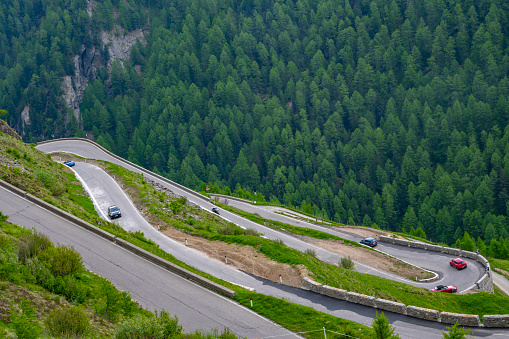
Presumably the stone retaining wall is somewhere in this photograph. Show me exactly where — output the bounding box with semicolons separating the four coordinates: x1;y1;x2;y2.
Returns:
302;277;502;327
375;299;407;315
406;305;440;321
483;315;509;327
440;312;480;326
346;292;376;307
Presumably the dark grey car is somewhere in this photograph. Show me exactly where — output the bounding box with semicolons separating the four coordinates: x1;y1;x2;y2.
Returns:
108;205;121;219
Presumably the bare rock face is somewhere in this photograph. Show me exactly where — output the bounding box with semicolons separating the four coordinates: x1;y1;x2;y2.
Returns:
62;47;105;122
101;28;146;69
0;120;22;140
60;3;147;127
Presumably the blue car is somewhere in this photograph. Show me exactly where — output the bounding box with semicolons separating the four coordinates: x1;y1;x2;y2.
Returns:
63;160;75;167
360;237;378;247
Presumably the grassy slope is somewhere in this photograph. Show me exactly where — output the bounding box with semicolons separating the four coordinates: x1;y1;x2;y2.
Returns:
0;133;373;337
106;162;509;317
1;132;508;326
0;219;144;337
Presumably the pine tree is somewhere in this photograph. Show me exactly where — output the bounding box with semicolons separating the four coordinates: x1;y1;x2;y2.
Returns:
372;311;400;339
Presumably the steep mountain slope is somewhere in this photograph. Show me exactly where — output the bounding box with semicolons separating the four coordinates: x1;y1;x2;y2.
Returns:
1;0;509;248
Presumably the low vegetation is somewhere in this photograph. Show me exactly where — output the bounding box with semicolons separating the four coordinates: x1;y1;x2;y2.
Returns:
339;256;355;269
1;134;509;334
105;160;509;317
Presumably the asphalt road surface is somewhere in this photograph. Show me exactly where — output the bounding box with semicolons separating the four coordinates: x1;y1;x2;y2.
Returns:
38;140;443;287
32;139;509;338
214;198;485;293
0;185;296;338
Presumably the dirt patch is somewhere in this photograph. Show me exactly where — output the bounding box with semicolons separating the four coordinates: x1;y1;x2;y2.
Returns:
160;227;308;288
334;226;388;239
297;235;434;281
50;154;428;286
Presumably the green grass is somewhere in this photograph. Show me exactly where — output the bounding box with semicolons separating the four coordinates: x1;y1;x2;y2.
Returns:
105;162;509;318
1;133;507;326
490;258;509;272
0;218;148;337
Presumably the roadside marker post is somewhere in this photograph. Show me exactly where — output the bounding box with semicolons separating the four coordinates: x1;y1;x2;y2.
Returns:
279;274;282;283
250;297;253;307
225;256;228;264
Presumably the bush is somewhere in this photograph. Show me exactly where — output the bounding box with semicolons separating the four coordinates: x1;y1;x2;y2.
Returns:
35;169;55;188
45;306;91;337
52;276;88;304
115;310;182;339
272;238;284;245
25;257;53;287
39;245;83;277
244;228;260;236
51;182;66;196
97;282;122;321
305;248;316;257
10;298;40;339
339;256;354;269
219;224;245;235
17;231;53;264
187;328;238;339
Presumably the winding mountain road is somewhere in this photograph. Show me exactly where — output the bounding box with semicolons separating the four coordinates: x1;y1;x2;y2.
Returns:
23;138;509;338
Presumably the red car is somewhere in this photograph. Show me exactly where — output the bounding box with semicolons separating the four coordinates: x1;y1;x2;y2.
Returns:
431;285;457;293
450;258;467;270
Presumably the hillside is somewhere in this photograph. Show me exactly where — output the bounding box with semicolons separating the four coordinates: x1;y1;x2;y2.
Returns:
1;0;509;249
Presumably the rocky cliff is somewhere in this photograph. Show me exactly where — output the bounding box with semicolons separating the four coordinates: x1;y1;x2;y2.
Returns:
0;120;22;140
60;13;147;126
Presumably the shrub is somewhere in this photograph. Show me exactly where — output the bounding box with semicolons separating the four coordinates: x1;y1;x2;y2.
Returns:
6;148;20;158
187;328;238;339
10;298;41;339
178;196;188;205
17;231;53;264
272;238;284;245
35;169;55;188
305;248;316;257
51;182;66;196
115;310;182;339
39;245;83;277
219;224;244;235
244;228;260;236
52;276;88;304
25;257;54;287
97;282;122;321
339;256;354;269
45;306;91;337
131;231;156;245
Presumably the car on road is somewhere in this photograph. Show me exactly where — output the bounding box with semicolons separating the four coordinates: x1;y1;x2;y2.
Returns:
450;258;467;270
360;237;378;247
431;284;457;293
108;205;121;219
211;207;220;214
63;160;75;167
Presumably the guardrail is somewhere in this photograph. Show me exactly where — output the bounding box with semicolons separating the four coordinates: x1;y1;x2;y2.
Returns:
37;138;210;203
0;178;235;298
